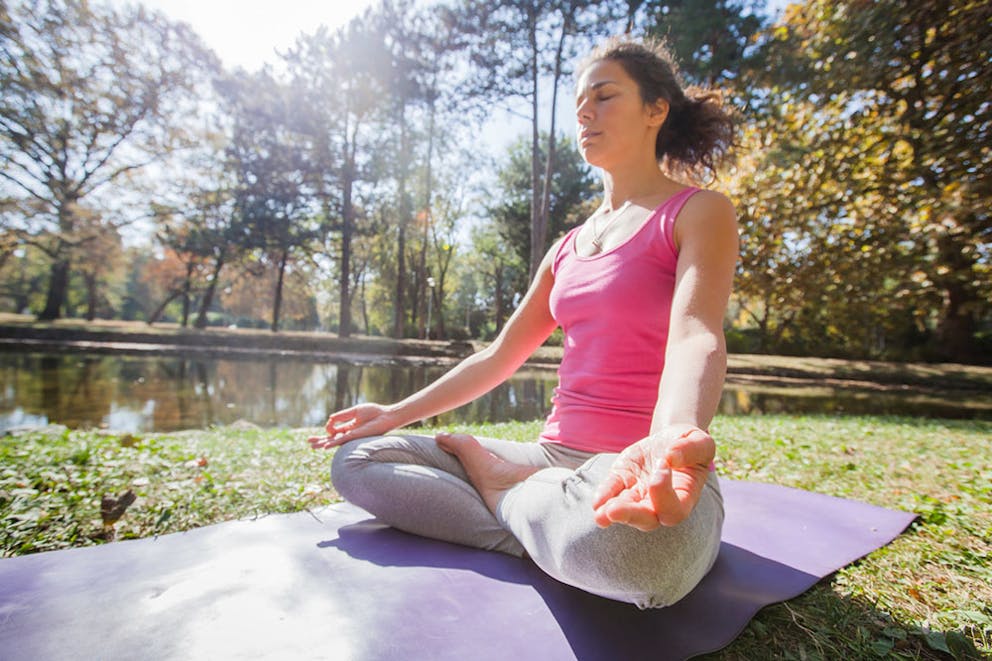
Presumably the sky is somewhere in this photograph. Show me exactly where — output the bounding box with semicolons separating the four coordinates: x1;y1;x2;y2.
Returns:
114;0;378;72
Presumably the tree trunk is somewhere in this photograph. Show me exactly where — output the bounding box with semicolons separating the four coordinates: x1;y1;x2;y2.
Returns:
84;272;98;321
934;295;975;362
271;248;288;332
360;273;370;335
148;289;183;325
339;173;355;338
393;109;410;338
417;84;438;338
528;13;542;282
180;261;194;328
194;255;225;329
394;222;407;337
38;257;70;321
933;235;978;362
494;262;506;333
536;8;570;275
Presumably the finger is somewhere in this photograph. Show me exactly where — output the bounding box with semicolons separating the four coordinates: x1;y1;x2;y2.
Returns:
308;429;359;450
646;463;692;526
308;435;341;450
591;471;628;510
325;417;356;435
594;498;661;531
324;407;361;432
591;450;642;510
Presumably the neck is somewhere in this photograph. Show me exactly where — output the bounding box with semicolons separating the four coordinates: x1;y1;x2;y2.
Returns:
600;162;672;211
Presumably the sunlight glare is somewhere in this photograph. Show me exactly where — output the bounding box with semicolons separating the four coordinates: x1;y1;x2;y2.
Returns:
109;0;376;71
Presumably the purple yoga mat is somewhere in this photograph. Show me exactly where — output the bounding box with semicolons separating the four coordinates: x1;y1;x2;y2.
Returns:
0;480;915;661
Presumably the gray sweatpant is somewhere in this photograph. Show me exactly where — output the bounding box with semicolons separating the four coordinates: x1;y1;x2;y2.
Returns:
330;433;723;609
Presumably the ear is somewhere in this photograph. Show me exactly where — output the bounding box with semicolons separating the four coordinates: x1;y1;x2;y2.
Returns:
647;98;669;128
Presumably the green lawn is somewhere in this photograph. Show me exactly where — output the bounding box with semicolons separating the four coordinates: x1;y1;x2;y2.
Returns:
2;415;989;659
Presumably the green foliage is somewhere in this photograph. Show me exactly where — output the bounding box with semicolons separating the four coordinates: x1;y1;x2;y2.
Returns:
0;240;47;314
640;0;767;86
487;132;598;294
730;0;992;362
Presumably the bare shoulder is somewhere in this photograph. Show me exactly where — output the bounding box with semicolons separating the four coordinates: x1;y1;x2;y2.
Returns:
674;189;738;249
682;189;737;228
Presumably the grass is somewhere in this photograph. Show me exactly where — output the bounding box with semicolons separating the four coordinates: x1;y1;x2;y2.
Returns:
0;424;338;553
2;415;990;659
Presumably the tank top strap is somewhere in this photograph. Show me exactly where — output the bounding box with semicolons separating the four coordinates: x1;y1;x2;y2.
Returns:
552;225;583;276
657;186;701;256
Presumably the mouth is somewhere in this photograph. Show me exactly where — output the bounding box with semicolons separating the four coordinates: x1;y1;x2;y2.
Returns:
579;129;600;145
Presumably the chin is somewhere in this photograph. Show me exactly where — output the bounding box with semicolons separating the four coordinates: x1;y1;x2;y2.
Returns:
579;147;606;169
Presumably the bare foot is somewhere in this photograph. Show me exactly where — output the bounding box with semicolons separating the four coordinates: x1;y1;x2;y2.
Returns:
435;432;539;514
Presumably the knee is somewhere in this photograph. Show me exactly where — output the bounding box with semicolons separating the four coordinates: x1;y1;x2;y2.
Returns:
559;519;720;609
329;437;375;497
555;490;723;609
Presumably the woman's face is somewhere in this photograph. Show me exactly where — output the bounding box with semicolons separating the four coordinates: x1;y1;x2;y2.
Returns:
574;59;667;170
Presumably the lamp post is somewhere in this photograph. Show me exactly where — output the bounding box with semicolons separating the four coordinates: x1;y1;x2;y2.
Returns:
426;276;436;340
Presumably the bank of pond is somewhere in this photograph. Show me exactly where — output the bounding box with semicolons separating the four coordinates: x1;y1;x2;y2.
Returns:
2;351;990;434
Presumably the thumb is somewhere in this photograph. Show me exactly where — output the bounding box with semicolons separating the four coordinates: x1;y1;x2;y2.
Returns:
666;428;714;468
648;459;692;526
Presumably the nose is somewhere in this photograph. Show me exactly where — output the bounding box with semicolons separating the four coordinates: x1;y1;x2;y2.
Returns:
576;97;593;125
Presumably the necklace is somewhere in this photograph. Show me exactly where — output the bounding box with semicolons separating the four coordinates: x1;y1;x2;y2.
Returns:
590;201;631;254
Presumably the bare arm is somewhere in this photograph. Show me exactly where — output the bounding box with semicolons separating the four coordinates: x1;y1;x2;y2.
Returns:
310;242;561;448
593;191;739;529
652;190;739;432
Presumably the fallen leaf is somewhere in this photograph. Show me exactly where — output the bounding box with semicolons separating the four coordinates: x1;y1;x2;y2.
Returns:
100;489;137;526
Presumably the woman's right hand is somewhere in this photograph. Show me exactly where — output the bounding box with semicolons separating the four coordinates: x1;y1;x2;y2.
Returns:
307;403;400;450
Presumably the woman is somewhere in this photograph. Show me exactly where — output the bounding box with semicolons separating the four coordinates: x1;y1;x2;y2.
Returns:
309;37;738;609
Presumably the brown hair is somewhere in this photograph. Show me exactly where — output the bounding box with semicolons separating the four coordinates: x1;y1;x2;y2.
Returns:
579;37;736;181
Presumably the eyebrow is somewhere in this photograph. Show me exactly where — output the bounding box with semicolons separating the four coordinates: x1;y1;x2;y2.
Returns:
575;80;618;102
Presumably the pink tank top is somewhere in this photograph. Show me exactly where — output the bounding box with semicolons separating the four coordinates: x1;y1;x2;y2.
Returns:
539;187;698;453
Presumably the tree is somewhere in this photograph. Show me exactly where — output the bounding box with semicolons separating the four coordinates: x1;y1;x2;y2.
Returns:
451;0;612;280
73;214;124;321
382;2;467;340
369;0;428;339
465;223;524;336
218;69;319;332
286;14;393;337
758;0;991;361
0;0;217;320
139;247;191;324
488;132;598;295
638;0;767;87
0;234;46;313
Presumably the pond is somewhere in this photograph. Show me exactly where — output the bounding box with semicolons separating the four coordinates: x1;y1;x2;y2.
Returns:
1;351;989;434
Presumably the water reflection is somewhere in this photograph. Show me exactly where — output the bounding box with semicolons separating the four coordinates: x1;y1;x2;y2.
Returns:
0;352;555;433
0;352;988;433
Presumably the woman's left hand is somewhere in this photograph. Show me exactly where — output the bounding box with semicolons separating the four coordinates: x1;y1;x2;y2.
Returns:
592;424;715;531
